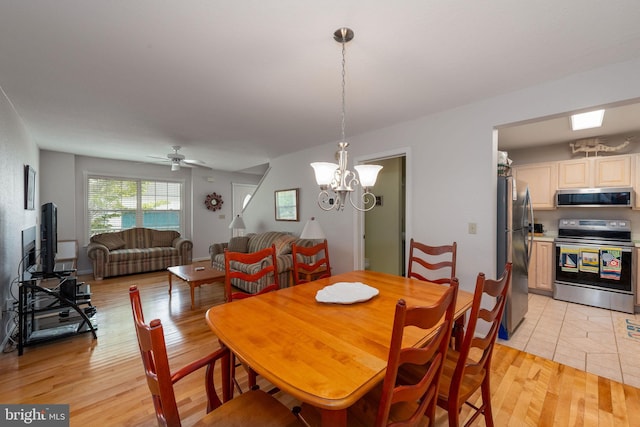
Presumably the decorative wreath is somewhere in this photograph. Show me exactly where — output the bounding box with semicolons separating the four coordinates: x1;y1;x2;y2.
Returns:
204;192;223;211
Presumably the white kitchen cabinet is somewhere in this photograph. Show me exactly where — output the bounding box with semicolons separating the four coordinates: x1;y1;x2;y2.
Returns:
529;240;553;293
512;163;557;210
635;155;640;209
558;155;631;189
595;155;631;187
637;248;640;306
528;240;537;289
534;241;554;292
558;158;591;188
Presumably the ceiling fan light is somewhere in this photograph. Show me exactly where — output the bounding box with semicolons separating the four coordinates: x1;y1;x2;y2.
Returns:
171;161;180;171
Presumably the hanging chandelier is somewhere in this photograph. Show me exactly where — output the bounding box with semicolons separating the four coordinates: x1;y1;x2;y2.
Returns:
310;28;382;212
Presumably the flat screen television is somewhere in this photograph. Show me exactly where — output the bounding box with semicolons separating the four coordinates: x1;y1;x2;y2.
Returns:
41;202;58;274
21;225;37;280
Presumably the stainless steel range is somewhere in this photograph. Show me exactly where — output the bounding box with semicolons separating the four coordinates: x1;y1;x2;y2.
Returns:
554;219;635;313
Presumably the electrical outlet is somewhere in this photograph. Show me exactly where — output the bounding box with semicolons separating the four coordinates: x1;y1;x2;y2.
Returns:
468;222;477;234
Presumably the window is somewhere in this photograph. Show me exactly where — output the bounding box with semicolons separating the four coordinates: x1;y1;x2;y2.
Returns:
87;176;183;237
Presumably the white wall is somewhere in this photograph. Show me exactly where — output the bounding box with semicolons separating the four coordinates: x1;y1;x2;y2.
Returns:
0;85;40;346
243;57;640;294
40;151;76;240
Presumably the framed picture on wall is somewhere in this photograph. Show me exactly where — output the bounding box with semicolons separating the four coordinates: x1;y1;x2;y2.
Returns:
274;188;299;221
24;165;36;210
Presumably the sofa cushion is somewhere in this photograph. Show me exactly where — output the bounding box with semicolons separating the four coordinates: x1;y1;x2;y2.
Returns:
151;230;178;247
228;236;250;253
273;235;295;256
93;233;126;250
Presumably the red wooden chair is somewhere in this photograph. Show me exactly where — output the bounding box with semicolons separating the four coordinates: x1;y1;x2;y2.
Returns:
224;244;279;302
128;285;301;427
349;280;459;426
407;238;462;348
292;239;332;285
437;262;512;427
407;238;457;285
224;245;280;394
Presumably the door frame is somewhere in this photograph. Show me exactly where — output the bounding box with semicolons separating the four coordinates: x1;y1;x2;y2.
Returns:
353;147;412;271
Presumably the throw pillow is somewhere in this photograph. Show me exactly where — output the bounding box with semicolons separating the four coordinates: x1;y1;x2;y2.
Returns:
93;233;126;251
272;235;295;256
151;231;176;247
228;236;250;253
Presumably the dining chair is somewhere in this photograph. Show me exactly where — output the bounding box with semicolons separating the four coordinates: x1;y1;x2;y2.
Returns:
407;238;457;285
407;238;463;349
348;280;459;426
128;285;302;427
224;245;279;394
437;262;513;427
291;239;332;285
224;244;280;302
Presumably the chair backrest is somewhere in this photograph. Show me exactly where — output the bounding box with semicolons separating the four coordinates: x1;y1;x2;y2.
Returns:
129;285;225;427
407;238;457;285
450;263;512;398
224;244;279;302
376;280;459;426
291;240;332;285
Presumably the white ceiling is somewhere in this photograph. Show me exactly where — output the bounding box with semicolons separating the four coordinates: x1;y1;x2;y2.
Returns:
1;1;640;172
498;100;640;151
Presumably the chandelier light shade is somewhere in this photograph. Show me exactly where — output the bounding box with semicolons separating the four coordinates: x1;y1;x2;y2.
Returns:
300;217;326;240
310;27;382;212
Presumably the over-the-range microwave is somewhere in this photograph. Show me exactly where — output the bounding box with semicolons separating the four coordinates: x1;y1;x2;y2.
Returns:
556;187;634;207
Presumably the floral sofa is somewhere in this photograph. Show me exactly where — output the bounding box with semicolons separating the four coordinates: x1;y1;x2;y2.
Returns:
209;231;315;294
87;228;193;280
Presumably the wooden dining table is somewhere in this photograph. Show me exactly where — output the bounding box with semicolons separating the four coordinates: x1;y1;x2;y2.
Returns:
205;270;473;427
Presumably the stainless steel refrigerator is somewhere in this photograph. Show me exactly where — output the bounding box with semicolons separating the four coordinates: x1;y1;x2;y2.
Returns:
497;176;533;339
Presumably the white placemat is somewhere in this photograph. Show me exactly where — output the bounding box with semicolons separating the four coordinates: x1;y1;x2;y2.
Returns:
315;282;379;304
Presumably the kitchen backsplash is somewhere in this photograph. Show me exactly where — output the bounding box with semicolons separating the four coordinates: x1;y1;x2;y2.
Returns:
533;208;640;240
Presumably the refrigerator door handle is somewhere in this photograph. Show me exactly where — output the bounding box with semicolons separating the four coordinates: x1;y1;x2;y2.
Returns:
524;187;534;268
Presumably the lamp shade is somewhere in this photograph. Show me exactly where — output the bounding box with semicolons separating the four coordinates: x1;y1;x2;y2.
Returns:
228;215;246;230
310;162;338;186
171;161;180;171
354;164;383;187
300;217;326;240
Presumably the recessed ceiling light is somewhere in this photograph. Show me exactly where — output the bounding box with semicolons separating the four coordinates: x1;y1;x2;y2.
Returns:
571;109;605;131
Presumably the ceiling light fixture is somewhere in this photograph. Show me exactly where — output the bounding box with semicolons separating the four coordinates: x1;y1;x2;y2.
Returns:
571;109;605;131
310;28;382;212
171;159;181;171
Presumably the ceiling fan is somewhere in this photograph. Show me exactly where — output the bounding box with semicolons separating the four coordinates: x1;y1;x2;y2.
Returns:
148;146;206;171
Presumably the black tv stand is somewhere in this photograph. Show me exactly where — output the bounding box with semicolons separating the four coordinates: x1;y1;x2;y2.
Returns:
18;273;97;355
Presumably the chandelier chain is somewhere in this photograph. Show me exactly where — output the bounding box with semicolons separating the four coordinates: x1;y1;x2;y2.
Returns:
310;27;382;212
340;35;347;143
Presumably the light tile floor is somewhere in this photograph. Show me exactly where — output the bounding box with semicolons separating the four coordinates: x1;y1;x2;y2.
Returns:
497;293;640;388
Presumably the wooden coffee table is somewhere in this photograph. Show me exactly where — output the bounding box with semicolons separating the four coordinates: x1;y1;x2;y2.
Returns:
167;264;225;309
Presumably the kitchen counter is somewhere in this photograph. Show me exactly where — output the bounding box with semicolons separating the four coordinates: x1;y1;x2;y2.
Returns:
530;233;555;243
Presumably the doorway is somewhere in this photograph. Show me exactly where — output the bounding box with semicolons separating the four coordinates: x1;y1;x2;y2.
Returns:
231;183;256;237
363;155;407;275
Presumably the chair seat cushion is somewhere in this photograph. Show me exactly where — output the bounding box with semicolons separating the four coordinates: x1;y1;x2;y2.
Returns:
109;247;178;262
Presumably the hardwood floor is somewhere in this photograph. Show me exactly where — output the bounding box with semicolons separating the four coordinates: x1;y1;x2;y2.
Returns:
1;263;639;426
